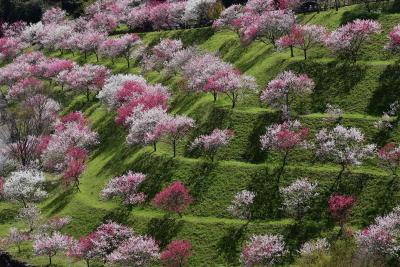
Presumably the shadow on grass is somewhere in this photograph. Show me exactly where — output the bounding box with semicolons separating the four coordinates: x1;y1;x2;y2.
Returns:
187;161;217;202
146;214;184;248
217;224;247;265
0;208;18;224
41;189;75;216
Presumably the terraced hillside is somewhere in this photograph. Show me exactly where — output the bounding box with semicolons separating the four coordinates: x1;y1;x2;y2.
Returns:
2;4;400;266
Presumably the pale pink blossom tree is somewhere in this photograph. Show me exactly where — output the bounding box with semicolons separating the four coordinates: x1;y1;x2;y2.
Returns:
76;31;107;61
315;125;376;189
212;5;244;35
33;232;72;265
280;178;318;220
151;115;195;157
143;39;183;72
227;190;255;221
42;7;67;25
190;128;234;161
107;235;160;266
17;204;41;232
8;227;29;253
204;68;258;107
260;70;315;118
241;234;287;267
325;19;381;62
99;34;142;68
378;143;400;177
152;181;193;216
101;171;146;207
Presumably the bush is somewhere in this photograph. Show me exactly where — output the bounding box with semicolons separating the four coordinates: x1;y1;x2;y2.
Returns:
340;9;379;25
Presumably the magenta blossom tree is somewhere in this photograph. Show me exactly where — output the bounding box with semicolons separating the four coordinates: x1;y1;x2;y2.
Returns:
260;70;315;118
68;234;97;267
151;115;195;157
276;24;327;59
101;171;146;207
190;128;234;161
204;68;257;107
315;125;376;189
107;235;160;266
377;143;400;177
260;120;310;184
324;19;381;62
152;181;193;216
62;147;88;191
328;194;356;236
241;234;287;267
161;240;193;267
280;178;318;220
227;190;255;221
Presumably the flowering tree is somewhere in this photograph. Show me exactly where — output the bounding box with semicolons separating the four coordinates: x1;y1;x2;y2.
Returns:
68;234;97;267
277;24;327;59
183;0;221;27
143;39;183;72
241;234;287;267
42;216;71;234
8;227;29;253
161;240;193;267
126;107;169;151
325;19;381;62
240;10;296;47
88;221;134;262
299;238;330;263
356;206;400;263
374;101;400;131
17;204;41;232
152;181;193;216
377;143;400;177
151;115;195;157
99;34;142;67
227;190;255;221
324;103;343;123
328;194;356;236
63;147;88;190
190;128;234;161
87;13;118;33
204;69;257;107
3;170;47;207
107;235;160;266
0;37;25;62
260;120;310;184
385;25;400;54
33;232;71;266
101;171;146;207
76;31;107;61
315;125;376;189
212;5;243;35
182;53;231;92
280;178;318;220
260;71;315;118
42;7;67;25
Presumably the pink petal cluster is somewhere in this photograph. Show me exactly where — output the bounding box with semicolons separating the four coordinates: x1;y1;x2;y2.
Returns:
190;128;234;161
33;232;72;260
101;171;146;205
260;71;314;117
378;143;400;175
260;120;310;152
241;234;287;267
152;181;193;215
328;194;356;224
161;240;193;267
227;190;255;220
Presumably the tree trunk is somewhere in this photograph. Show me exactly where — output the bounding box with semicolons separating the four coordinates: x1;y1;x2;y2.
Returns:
304;49;307;60
49;255;52;266
331;164;346;191
173;140;176;158
290;46;294;57
277;150;289;186
84;51;87;60
213;92;217;103
153;142;157;152
126;56;130;69
86;260;90;267
95;52;99;62
86;88;90;101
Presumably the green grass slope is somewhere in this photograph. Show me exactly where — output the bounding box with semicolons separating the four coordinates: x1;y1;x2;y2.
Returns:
2;4;400;266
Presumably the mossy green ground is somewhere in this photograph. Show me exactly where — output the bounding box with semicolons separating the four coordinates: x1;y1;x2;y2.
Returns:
2;4;400;266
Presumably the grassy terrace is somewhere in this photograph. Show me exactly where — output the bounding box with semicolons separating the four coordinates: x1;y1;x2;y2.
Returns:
2;4;400;266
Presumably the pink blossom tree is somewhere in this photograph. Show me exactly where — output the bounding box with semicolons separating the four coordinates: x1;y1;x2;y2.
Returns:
17;204;41;232
0;37;25;62
385;25;400;54
99;34;142;68
161;240;193;267
42;216;71;234
280;178;318;220
76;31;107;61
315;125;376;189
356;206;400;263
204;68;258;107
328;194;356;236
87;13;118;33
151;115;195;157
68;234;97;267
276;24;327;59
190;128;234;161
377;143;400;177
143;39;183;72
227;190;255;221
101;171;146;208
152;181;193;216
212;5;244;36
33;232;72;266
42;7;67;25
260;71;315;118
8;227;29;253
107;235;160;266
241;234;287;267
62;147;88;190
325;19;381;62
260;120;310;184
